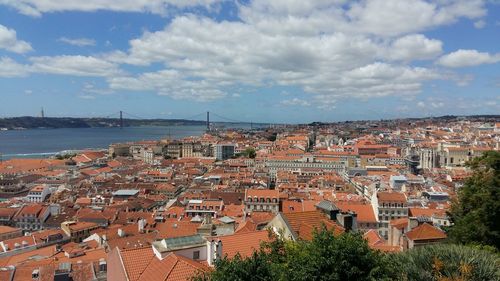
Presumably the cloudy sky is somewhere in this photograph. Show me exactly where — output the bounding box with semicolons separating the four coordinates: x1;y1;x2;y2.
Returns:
0;0;499;123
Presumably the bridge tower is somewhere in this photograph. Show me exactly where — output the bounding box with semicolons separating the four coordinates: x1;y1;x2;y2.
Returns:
119;111;123;129
206;111;210;130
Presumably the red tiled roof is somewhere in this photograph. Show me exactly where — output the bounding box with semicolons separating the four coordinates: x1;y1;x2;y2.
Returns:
120;247;154;281
377;192;407;202
214;230;270;258
282;211;344;240
390;218;409;229
405;223;447;241
118;247;208;281
67;221;100;232
409;208;446;218
364;229;385;246
0;225;20;235
335;203;377;223
235;220;257;233
245;189;279;199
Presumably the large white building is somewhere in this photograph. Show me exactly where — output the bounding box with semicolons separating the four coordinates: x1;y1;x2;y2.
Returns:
26;185;51;203
265;155;346;179
371;190;408;239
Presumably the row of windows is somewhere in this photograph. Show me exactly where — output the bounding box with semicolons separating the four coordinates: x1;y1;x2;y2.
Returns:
246;198;278;203
17;224;41;229
381;203;406;208
379;210;407;216
187;206;221;211
378;215;404;221
247;204;278;211
267;163;343;168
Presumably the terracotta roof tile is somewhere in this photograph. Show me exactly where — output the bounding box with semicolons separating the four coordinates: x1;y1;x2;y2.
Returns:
335;203;377;223
405;223;447;241
120;247;155;281
377;191;407;203
282;211;344;240
409;208;446;218
140;253;208;281
214;230;270;259
390;218;409;229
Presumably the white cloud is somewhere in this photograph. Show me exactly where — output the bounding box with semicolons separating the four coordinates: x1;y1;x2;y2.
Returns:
1;1;490;103
107;70;226;101
473;20;486;28
0;57;30;77
430;101;444;108
0;0;223;17
240;0;486;37
30;55;122;77
281;98;311;106
437;49;500;68
417;101;425;108
388;34;442;61
108;15;442;101
82;82;114;95
78;94;96;99
315;97;337;110
58;37;96;47
0;24;33;53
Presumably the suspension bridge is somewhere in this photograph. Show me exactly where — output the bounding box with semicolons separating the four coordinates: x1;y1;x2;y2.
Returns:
96;110;276;130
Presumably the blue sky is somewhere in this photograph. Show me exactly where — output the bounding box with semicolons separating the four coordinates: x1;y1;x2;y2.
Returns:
0;0;499;123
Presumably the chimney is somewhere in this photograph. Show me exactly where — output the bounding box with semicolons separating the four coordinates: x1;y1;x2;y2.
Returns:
138;219;145;233
207;240;216;266
117;228;125;238
409;217;419;229
32;269;40;280
216;239;222;261
99;258;107;272
207;239;223;267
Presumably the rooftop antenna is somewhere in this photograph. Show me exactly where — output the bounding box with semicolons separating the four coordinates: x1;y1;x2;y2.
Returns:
41;107;45;118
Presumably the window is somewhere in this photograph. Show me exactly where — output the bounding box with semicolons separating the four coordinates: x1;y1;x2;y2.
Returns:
193;250;200;260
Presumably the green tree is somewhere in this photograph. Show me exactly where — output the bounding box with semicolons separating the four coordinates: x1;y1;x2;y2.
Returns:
281;228;390;281
447;151;500;249
193;228;392;281
244;147;256;159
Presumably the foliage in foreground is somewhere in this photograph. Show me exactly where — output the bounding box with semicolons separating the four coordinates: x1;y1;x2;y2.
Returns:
195;228;392;281
388;243;500;281
447;151;500;249
193;228;500;281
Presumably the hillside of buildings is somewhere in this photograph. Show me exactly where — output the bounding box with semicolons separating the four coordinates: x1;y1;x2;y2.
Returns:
0;118;498;280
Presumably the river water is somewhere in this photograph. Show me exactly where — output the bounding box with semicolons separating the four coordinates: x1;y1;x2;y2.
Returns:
0;125;243;159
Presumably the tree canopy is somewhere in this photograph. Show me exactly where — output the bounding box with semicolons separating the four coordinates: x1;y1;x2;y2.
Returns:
194;228;392;281
447;151;500;249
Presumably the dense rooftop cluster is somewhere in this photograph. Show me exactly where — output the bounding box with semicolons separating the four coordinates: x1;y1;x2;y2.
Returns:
0;116;498;280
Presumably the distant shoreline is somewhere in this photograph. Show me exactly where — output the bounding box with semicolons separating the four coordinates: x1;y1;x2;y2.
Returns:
0;114;498;130
0;116;213;130
0;126;211;160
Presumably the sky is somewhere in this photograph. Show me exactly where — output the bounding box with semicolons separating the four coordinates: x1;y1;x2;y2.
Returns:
0;0;499;124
